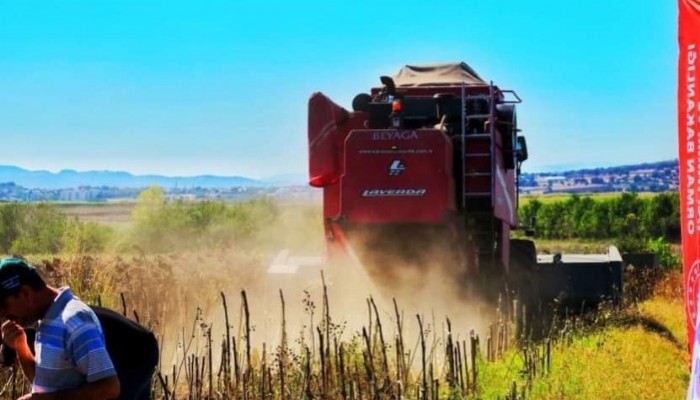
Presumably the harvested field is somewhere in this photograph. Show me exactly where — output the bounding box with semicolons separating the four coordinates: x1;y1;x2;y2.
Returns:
58;202;136;229
0;252;682;400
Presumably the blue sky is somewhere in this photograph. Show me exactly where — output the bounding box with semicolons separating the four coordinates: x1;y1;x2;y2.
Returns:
0;0;677;178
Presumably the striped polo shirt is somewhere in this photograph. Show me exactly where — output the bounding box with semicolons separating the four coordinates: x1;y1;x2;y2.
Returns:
33;287;116;393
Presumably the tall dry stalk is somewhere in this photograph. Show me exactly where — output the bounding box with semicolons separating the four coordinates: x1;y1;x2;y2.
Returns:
221;291;232;396
417;314;427;400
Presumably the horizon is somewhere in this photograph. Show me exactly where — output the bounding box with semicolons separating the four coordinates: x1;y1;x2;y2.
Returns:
0;157;679;181
0;1;677;177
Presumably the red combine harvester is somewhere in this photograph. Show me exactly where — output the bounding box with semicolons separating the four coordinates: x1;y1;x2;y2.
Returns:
305;62;623;310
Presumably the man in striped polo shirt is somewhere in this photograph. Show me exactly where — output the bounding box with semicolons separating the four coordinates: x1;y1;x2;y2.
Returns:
0;258;120;399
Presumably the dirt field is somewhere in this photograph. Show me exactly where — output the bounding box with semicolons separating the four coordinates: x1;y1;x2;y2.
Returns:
58;201;136;228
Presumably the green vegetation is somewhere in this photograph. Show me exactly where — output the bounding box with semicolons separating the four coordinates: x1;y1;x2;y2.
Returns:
0;202;114;255
528;320;686;399
519;192;659;205
128;186;281;252
519;192;680;256
8;189;682;258
0;189;688;399
0;186;306;256
519;192;679;241
4;254;686;400
477;275;688;400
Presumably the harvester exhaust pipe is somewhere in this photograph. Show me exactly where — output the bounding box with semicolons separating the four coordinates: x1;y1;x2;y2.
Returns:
379;76;396;97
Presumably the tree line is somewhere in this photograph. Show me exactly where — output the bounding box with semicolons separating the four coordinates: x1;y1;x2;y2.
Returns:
518;192;679;241
0;186;279;255
0;189;682;258
518;192;680;265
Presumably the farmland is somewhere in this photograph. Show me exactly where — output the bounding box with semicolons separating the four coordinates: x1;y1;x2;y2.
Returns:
0;191;688;399
1;251;686;399
59;201;135;229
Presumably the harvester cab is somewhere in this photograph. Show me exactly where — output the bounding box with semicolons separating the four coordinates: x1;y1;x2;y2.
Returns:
304;62;622;315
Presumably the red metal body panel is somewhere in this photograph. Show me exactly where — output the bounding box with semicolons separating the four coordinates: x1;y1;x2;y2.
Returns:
308;93;363;219
341;129;454;223
308;69;522;277
308;93;346;183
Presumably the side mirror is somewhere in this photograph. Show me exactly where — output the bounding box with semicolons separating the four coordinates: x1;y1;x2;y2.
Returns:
516;136;529;162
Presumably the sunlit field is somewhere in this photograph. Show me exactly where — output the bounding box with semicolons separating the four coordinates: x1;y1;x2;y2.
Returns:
0;190;685;399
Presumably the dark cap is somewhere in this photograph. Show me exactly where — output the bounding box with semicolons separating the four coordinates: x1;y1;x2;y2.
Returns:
0;258;41;300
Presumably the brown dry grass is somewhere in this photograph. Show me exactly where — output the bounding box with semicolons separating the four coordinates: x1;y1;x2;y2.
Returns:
0;251;511;399
0;251;686;399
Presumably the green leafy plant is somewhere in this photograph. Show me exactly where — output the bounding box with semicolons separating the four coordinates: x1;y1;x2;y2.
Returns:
646;237;681;269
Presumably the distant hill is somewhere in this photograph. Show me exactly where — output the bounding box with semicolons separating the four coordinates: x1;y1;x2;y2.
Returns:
0;159;679;194
520;159;678;194
0;165;266;189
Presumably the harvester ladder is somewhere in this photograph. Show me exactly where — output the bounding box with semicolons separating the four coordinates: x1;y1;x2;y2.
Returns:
460;81;498;271
460;82;496;205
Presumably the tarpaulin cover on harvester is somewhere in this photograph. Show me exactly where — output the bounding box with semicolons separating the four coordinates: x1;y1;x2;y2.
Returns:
300;62;623;316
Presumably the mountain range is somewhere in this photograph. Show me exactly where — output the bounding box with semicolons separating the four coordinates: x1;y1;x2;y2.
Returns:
0;160;679;191
0;165;307;189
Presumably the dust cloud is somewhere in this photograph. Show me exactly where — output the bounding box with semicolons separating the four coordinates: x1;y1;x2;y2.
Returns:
146;203;497;372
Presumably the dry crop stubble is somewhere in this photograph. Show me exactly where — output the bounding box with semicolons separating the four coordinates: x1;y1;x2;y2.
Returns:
0;251;532;399
0;199;683;398
57;200;495;349
0;203;521;398
21;249;505;395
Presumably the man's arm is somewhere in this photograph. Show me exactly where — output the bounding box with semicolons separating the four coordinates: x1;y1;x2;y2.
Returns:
1;320;35;382
30;375;120;400
14;342;36;383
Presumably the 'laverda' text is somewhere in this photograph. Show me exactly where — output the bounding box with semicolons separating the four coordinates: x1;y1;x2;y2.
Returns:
362;189;427;197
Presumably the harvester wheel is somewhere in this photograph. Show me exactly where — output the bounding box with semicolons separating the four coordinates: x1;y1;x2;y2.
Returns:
509;239;539;338
510;239;536;269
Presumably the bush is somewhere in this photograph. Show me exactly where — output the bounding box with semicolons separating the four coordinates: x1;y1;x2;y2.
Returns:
8;203;66;254
646;237;681;269
61;220;115;254
520;192;680;243
0;202;115;255
127;186;280;253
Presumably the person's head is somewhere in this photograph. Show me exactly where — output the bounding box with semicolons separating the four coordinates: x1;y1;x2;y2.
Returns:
0;258;48;326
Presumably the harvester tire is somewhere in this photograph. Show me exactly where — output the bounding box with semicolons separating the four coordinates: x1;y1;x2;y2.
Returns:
510;239;536;270
509;239;540;338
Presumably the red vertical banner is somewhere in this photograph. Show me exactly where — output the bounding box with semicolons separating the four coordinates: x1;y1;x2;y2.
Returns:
680;0;700;358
